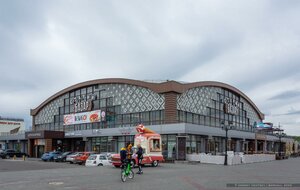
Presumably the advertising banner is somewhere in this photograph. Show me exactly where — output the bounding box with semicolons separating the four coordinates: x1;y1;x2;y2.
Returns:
256;122;272;130
63;110;105;125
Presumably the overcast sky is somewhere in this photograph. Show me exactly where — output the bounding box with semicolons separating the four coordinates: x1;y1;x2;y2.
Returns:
1;1;300;135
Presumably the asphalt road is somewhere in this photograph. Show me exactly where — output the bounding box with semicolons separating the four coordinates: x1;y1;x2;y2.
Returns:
1;157;300;190
0;158;80;172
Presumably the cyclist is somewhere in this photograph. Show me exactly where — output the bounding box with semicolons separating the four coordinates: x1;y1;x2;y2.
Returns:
120;142;133;169
120;142;134;182
136;144;143;174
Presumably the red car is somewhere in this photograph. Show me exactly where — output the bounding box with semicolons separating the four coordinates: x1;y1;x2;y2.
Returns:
74;152;96;165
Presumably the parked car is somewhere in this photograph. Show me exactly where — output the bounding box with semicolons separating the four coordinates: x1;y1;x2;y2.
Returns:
66;152;82;164
41;151;61;162
99;152;115;158
74;152;95;165
0;149;29;159
85;154;112;167
54;152;73;162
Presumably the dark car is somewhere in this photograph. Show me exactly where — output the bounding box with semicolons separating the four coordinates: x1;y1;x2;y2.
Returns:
54;152;73;162
41;151;61;161
0;149;29;159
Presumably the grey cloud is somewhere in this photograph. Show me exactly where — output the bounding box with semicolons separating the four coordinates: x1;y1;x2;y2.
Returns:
284;110;300;116
233;53;300;92
0;1;47;33
272;110;300;116
1;1;300;134
269;90;300;101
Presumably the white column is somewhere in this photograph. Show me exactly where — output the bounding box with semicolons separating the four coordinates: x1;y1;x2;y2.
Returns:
263;140;267;153
255;139;258;154
201;138;206;153
235;140;240;153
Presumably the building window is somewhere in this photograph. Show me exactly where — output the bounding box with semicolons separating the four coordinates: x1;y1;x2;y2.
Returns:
200;115;205;125
187;112;193;123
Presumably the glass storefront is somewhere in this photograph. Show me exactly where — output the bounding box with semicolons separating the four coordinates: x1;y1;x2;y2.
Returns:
177;87;261;132
186;135;202;154
161;135;176;160
91;136;134;153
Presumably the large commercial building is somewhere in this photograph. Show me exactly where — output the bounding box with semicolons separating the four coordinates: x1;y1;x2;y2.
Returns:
23;78;295;159
0;117;26;150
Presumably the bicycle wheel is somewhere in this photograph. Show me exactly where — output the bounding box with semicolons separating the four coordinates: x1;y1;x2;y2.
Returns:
121;170;127;182
128;170;134;179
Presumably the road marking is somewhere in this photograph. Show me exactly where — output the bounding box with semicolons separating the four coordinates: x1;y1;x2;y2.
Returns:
49;181;64;185
3;160;24;161
64;187;78;189
0;180;32;186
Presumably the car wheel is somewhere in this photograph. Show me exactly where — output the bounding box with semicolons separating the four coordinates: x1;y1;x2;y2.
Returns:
98;163;103;166
6;155;10;159
152;160;159;167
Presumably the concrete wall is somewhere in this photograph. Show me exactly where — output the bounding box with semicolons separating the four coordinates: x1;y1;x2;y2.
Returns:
186;153;276;165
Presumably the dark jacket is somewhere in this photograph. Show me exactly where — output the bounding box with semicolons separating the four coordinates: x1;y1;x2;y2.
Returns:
136;147;143;159
120;148;127;161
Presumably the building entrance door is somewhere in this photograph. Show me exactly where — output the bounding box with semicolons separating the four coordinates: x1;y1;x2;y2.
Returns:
33;145;45;158
177;137;186;160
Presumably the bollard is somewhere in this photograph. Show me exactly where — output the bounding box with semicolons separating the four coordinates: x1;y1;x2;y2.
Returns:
13;155;16;160
23;155;26;161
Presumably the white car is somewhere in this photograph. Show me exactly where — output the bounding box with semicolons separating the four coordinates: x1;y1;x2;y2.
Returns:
85;154;111;167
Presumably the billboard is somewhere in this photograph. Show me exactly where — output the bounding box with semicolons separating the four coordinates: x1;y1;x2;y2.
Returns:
255;122;273;129
63;110;105;125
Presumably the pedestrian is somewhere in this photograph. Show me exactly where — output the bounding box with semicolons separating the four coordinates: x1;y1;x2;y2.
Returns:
136;144;144;174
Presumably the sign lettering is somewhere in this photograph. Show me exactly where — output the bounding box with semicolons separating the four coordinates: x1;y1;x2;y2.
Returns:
223;97;239;115
71;93;97;113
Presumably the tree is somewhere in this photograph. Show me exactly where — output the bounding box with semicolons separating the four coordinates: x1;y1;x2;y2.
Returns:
292;136;300;142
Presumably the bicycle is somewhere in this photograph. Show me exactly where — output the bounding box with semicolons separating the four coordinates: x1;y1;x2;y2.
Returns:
121;160;134;182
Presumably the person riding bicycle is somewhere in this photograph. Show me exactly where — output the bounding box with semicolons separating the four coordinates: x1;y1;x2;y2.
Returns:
120;142;133;169
120;142;134;182
136;144;144;174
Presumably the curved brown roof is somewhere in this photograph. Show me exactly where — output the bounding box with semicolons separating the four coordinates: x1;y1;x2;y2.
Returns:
30;78;264;120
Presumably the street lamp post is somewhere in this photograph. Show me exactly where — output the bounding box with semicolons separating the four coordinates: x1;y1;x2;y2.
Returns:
275;128;285;159
224;127;229;166
221;121;234;166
